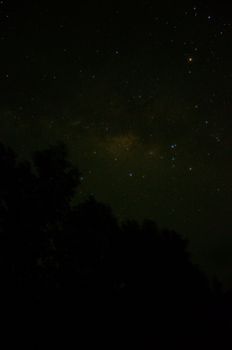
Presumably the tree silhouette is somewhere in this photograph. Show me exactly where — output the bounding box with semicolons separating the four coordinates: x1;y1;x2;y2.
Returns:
0;141;231;349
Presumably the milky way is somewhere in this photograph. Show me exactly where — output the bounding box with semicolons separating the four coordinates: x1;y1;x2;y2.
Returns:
0;0;232;285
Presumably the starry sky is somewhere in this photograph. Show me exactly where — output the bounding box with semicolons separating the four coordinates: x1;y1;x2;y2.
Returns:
1;1;232;286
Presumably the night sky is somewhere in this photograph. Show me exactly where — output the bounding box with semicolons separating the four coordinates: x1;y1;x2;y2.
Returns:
1;1;232;286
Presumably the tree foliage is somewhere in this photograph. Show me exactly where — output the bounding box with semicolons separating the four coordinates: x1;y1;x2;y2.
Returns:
0;142;230;349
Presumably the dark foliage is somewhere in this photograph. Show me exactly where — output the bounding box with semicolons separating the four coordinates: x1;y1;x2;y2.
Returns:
0;142;231;349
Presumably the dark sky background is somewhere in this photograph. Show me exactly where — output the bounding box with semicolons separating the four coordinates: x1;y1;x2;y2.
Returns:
1;1;232;286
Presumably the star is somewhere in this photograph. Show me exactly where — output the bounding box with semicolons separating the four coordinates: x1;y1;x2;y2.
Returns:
1;0;231;289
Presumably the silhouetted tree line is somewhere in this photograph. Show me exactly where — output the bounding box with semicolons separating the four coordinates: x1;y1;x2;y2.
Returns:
0;142;231;349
